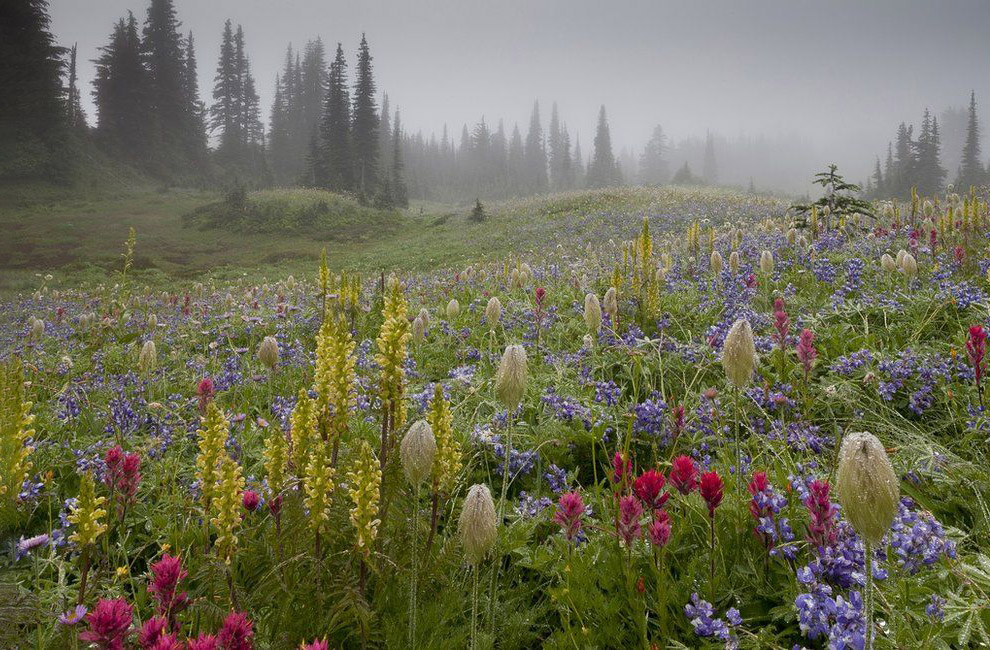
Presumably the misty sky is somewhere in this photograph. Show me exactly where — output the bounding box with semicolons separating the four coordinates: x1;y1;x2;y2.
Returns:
50;0;990;186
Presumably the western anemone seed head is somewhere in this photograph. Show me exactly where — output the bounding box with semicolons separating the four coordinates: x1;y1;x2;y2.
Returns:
139;340;157;375
728;251;740;274
760;250;774;274
29;317;44;342
485;296;502;325
495;344;528;411
722;318;758;389
710;250;723;275
400;419;436;486
895;249;907;267
603;287;618;320
583;293;602;334
509;268;521;288
786;228;797;246
458;483;497;565
901;252;918;277
258;336;279;370
880;253;897;273
798;236;809;250
417;307;430;329
835;431;899;546
446;298;460;320
411;316;426;344
148;313;158;330
923;199;935;218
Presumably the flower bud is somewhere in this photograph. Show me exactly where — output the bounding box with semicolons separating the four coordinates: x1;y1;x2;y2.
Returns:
417;307;430;329
835;431;899;546
722;318;757;389
603;287;618;320
258;336;279;370
895;249;906;267
880;254;897;273
495;344;528;411
583;293;602;334
400;420;437;486
459;484;497;565
485;296;502;326
446;298;460;320
729;251;740;274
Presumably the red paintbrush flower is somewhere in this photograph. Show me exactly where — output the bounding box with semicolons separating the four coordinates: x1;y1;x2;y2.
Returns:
699;471;724;518
217;611;253;650
611;452;632;486
633;469;669;511
647;509;671;548
79;598;133;650
148;553;188;621
553;491;586;541
668;455;699;495
617;495;643;545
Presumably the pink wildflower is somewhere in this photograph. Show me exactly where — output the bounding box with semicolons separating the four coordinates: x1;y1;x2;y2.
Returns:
633;469;669;511
553;491;585;541
647;509;671;548
217;611;253;650
79;598;133;650
668;455;699;495
699;472;724;518
804;480;838;549
617;495;643;545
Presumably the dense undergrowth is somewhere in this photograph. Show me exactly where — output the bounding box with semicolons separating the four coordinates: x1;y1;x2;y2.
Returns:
1;185;989;649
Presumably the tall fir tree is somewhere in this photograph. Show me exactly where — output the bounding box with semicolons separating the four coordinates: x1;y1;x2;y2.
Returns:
572;133;584;188
351;34;379;195
210;20;240;150
0;0;68;180
956;91;985;190
915;108;946;196
586;105;617;188
93;13;151;159
66;43;86;130
547;102;565;191
391;107;408;207
893;122;916;197
379;93;392;175
299;39;327;147
182;32;207;158
871;157;884;197
638;125;668;185
508;123;525;195
318;42;353;191
702;131;718;184
524;101;548;193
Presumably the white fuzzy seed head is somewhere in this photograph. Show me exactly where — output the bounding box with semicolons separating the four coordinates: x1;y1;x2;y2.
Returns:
411;316;426;344
485;296;502;326
729;251;740;274
900;252;918;277
880;254;897;273
139;340;157;374
417;307;430;329
760;250;774;274
603;287;618;319
495;344;528;411
584;293;602;334
710;250;723;275
258;336;279;370
148;314;158;331
835;431;899;547
722;318;757;389
459;483;497;565
400;419;437;486
446;298;460;320
786;228;797;246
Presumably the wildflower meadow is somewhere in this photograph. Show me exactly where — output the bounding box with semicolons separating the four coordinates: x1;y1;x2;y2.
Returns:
2;183;989;649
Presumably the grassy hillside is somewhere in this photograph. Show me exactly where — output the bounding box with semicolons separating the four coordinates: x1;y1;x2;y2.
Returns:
0;185;786;294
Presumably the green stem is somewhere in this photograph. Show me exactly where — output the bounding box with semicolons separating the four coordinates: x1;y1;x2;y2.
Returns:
865;541;874;650
471;564;480;650
410;485;419;648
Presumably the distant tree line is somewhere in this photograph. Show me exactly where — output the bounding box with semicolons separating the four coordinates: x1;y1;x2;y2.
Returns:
868;91;988;199
3;0;743;203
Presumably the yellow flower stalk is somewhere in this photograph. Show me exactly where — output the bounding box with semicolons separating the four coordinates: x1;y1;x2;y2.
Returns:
1;357;34;504
313;311;356;442
263;424;289;499
428;384;461;494
303;439;336;538
347;440;381;555
69;472;107;547
211;454;245;565
195;402;229;509
375;276;411;442
290;389;318;475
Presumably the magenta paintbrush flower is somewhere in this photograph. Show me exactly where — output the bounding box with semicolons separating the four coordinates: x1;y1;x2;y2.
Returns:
668;455;699;495
241;489;260;512
617;494;643;545
148;553;188;621
796;328;817;379
699;471;723;518
647;509;671;548
633;469;669;511
79;598;133;650
611;451;632;486
187;635;219;650
804;480;838;549
553;490;585;541
217;611;253;650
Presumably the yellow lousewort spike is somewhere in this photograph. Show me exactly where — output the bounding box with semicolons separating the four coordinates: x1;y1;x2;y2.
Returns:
1;357;34;503
263;423;289;499
314;312;356;441
304;439;335;538
290;389;318;475
376;277;411;432
195;403;229;509
69;472;106;548
429;384;461;494
347;440;381;555
211;454;245;565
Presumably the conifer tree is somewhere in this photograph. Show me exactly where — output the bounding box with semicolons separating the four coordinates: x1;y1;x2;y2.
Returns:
319;43;353;191
379;93;392;174
351;34;379;195
638;125;668;185
572;134;584;188
182;32;207;156
893;122;915;197
392;108;408;207
956;91;986;190
0;0;68;179
508;124;525;195
702;131;718;184
210;20;240;150
66;44;86;130
524;101;548;193
915;108;946;196
93;13;150;158
871;157;884;197
143;0;196;164
586;105;617;188
548;102;565;191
